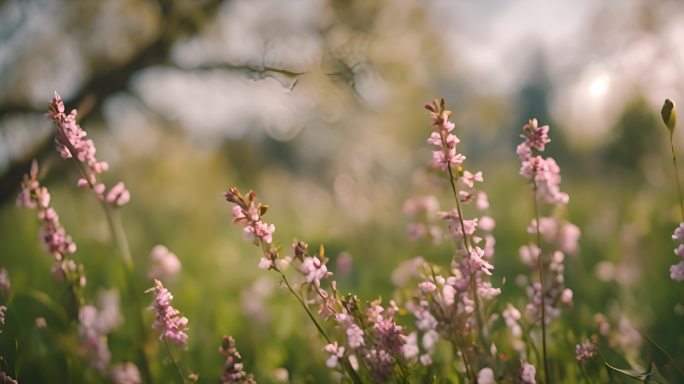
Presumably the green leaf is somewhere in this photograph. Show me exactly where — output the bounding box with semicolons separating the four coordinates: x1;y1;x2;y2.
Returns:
604;362;672;383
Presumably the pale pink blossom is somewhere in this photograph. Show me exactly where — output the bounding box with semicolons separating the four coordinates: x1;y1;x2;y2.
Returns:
225;187;276;247
106;182;131;207
673;223;684;241
18;161;77;261
419;281;436;293
346;324;365;349
220;336;256;384
147;245;181;280
503;304;522;337
78;305;112;373
676;244;684;259
575;338;598;362
424;99;466;170
324;342;345;368
47;93;129;206
298;256;331;287
670;261;684;281
476;191;490;210
520;362;537;383
147;279;189;347
110;362;141;384
477;367;496;384
671;224;684;281
460;171;483;189
402;332;419;361
422;329;439;350
520;118;550;152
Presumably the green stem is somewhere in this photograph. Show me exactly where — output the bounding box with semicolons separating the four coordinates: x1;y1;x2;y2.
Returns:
105;209;153;384
446;165;489;353
64;148;152;382
579;361;594;384
457;343;475;382
532;185;549;384
277;270;363;384
670;132;684;222
163;337;186;384
102;207;134;270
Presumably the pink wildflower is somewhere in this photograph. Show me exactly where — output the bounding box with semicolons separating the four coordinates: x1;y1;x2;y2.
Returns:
346;323;365;349
147;245;182;280
402;332;419;361
106;182;131;207
48;92;109;178
365;348;395;382
225;187;276;246
298;256;331;287
220;336;256;384
671;223;684;281
575;338;598;362
110;362;141;384
520;362;537;384
17;160;77;261
520;118;550;152
424;99;466;170
672;223;684;241
147;279;189;347
47;92;129;207
517;119;568;205
324;342;345;368
670;261;684;281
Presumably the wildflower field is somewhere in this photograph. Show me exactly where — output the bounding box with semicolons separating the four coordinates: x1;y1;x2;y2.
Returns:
1;1;684;383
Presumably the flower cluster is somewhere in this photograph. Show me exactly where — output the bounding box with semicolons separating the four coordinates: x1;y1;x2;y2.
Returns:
225;187;275;248
47;92;130;207
17;161;76;260
17;161;87;287
522;247;574;324
330;298;406;382
670;223;684;281
147;279;189;347
386;100;503;380
517;120;576;326
575;337;598;362
425;98;465;170
517;118;568;205
219;336;256;384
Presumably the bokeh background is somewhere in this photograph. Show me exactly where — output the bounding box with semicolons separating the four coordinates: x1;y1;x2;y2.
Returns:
1;0;684;382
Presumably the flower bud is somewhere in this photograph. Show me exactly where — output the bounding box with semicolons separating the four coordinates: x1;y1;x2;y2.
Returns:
662;99;677;132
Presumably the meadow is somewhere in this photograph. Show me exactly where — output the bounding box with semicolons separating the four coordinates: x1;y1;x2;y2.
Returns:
1;1;684;383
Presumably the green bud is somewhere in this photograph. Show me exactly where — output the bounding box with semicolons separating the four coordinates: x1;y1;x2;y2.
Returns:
662;99;677;132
